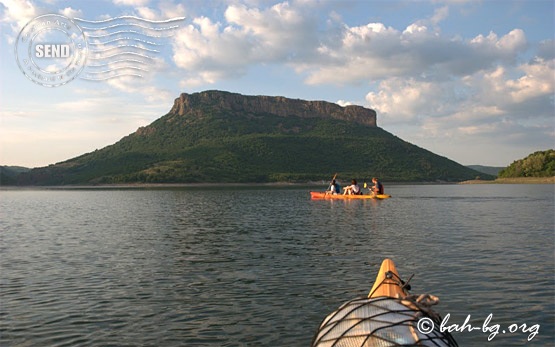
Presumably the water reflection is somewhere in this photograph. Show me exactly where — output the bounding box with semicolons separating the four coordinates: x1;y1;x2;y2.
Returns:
0;185;553;346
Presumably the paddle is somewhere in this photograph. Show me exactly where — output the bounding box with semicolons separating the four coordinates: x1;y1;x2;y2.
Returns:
326;173;338;193
364;180;376;196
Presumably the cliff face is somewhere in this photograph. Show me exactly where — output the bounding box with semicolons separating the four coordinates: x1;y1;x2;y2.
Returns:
168;90;377;127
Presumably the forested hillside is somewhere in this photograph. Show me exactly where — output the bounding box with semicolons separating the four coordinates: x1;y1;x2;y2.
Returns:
13;91;490;185
498;150;555;178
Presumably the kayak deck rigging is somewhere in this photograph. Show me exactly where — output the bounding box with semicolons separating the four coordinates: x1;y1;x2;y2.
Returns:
311;259;458;347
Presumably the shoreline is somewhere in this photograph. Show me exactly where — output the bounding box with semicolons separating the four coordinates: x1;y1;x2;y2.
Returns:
459;177;555;184
0;182;310;190
2;177;554;190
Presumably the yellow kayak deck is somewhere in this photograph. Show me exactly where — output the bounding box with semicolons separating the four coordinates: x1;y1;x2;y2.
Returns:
368;258;409;299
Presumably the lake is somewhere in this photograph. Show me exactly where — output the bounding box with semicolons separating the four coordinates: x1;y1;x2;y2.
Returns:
1;184;553;346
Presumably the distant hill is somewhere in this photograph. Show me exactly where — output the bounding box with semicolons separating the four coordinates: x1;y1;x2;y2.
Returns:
0;166;30;185
13;90;491;185
466;165;504;177
498;150;555;178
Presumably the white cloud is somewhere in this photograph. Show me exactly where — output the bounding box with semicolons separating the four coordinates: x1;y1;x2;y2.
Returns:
224;2;317;56
158;0;186;19
430;6;449;25
506;59;554;103
135;0;186;21
105;72;174;103
0;0;39;28
0;109;39;119
135;6;159;20
469;29;528;58
462;59;554;119
365;54;554;159
59;6;82;19
113;0;150;7
302;26;530;85
171;1;321;85
336;100;353;107
171;16;253;84
379;55;548;124
366;78;457;124
167;1;532;89
497;29;527;51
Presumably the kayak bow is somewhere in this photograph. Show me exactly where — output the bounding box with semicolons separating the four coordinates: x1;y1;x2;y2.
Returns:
311;258;458;347
368;258;409;299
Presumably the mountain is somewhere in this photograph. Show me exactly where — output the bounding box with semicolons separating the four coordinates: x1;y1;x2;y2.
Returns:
14;90;491;185
498;150;555;178
466;165;504;177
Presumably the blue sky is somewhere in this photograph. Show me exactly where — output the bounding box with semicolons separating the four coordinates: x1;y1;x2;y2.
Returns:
1;0;553;168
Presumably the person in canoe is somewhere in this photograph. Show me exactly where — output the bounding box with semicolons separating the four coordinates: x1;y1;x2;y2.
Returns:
327;179;341;195
343;179;362;195
369;177;384;196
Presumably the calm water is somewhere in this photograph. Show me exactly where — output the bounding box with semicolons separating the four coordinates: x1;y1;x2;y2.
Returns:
1;184;553;346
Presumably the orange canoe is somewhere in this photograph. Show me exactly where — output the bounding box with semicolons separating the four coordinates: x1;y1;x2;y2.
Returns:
310;191;391;200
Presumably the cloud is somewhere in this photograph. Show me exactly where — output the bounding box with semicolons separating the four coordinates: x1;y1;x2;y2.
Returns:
506;59;554;103
336;100;353;107
0;2;81;43
96;54;175;103
59;6;82;19
224;2;318;58
171;1;322;85
105;76;172;103
465;59;554;118
376;60;552;115
430;6;449;25
365;55;554;155
302;27;529;85
365;78;444;124
0;0;39;29
135;0;186;20
0;0;43;43
169;1;531;89
113;0;150;7
135;6;160;20
0;109;39;118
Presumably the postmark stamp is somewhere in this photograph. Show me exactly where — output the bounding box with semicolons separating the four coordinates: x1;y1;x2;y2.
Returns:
15;14;88;87
15;14;185;87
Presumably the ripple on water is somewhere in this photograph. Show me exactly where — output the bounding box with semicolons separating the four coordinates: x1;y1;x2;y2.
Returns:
0;185;553;346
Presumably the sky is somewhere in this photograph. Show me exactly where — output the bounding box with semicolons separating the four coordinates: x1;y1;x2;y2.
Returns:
0;0;553;168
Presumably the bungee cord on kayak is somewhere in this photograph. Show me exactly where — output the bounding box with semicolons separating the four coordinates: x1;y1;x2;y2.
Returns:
311;259;458;347
368;270;413;298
